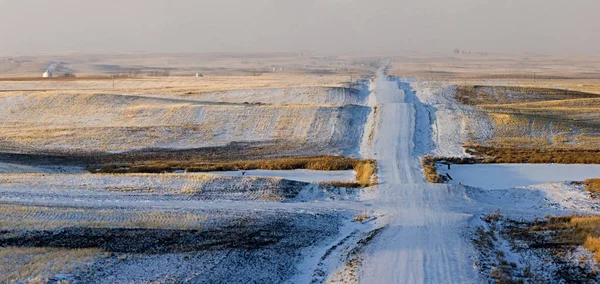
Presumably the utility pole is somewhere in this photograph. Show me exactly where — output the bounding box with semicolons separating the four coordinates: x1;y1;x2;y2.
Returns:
533;72;536;83
112;75;115;89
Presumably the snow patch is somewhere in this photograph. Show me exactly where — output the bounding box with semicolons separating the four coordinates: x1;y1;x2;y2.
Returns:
439;163;600;189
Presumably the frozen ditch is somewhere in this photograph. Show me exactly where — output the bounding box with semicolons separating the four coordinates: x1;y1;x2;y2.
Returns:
194;169;356;183
438;163;600;189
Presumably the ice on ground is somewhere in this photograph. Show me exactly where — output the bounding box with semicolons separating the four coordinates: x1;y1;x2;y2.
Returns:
439;163;600;189
204;169;356;183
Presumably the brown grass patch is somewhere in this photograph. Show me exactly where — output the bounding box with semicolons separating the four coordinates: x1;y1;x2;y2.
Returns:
553;215;600;262
474;212;600;282
421;155;445;183
93;156;378;186
355;161;377;187
585;236;600;262
584;179;600;195
455;85;599;106
466;146;600;164
94;155;374;172
0;246;102;283
509;215;600;263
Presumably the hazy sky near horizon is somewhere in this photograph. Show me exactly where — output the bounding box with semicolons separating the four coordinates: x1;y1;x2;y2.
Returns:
1;0;598;55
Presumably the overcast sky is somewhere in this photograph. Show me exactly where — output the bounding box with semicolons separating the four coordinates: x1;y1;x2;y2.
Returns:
1;0;598;55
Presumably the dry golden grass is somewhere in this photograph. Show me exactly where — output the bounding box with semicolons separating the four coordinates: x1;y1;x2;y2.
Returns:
98;155;375;173
456;85;599;106
455;85;600;150
501;215;600;266
0;246;101;283
561;215;600;262
355;161;377;187
421;156;445;183
465;146;600;164
96;157;378;187
584;179;600;195
0;204;207;230
525;215;600;263
584;236;600;262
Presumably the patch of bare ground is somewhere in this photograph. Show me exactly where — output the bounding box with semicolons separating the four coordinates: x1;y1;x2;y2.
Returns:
1;206;343;283
473;212;600;283
320;181;362;188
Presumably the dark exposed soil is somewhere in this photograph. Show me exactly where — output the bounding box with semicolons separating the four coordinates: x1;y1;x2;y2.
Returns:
0;212;341;254
0;227;283;253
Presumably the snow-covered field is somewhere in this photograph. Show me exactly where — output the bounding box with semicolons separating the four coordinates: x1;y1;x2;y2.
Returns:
439;164;600;189
180;86;370;106
0;87;370;155
0;173;364;203
0;73;382;283
2;68;599;283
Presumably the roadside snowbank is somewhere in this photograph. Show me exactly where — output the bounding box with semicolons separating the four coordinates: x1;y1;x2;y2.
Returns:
410;81;494;157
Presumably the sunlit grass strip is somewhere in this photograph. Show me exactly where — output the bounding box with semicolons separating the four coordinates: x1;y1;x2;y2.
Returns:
421;155;445;183
466;146;600;164
584;179;600;195
0;246;102;284
92;156;378;185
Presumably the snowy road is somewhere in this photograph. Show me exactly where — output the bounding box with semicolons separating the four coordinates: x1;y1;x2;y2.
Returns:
359;71;476;283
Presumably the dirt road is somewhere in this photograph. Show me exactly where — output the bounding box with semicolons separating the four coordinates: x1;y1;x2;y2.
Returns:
359;71;476;283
